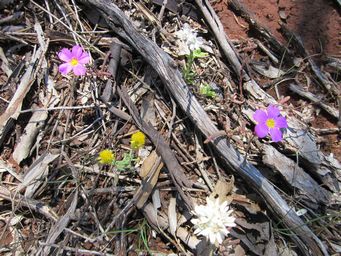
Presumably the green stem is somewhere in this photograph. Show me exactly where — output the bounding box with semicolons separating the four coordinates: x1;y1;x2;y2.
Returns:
183;51;195;84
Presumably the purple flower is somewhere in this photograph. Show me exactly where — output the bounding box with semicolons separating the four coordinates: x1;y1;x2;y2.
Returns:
58;45;90;76
253;105;288;142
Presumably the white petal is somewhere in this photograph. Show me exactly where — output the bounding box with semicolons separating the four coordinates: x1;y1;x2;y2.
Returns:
191;219;199;225
209;233;216;244
216;233;223;244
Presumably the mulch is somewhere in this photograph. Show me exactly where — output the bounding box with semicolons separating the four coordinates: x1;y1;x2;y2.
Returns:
0;0;340;255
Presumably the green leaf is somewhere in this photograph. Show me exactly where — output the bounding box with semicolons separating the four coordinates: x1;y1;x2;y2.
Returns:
200;84;216;98
192;48;208;58
183;65;196;85
114;152;136;171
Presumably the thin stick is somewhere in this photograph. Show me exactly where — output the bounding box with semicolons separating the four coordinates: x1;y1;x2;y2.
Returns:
20;104;106;113
38;242;114;256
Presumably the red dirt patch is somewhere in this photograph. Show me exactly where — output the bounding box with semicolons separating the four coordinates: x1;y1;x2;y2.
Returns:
212;3;249;40
213;0;340;57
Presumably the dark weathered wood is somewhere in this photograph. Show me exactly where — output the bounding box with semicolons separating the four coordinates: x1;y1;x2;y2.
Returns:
262;144;331;206
79;0;328;255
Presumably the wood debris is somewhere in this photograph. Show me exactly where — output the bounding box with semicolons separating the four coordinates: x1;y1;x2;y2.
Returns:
0;0;340;255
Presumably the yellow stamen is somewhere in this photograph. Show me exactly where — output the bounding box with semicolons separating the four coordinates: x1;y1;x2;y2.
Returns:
70;58;79;66
266;118;275;128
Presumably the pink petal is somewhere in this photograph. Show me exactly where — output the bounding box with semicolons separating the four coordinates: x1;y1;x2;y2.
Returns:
72;45;84;59
59;63;73;75
275;116;288;128
255;123;269;138
72;64;86;76
269;128;283;142
267;105;280;118
78;52;90;64
253;109;268;124
58;48;72;62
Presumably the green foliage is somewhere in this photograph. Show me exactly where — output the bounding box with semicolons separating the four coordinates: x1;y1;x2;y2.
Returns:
183;67;196;85
114;151;137;171
182;48;208;85
107;219;152;255
199;83;216;98
192;48;208;58
138;219;152;255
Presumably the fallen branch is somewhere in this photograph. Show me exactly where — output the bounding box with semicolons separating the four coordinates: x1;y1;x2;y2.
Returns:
261;144;331;206
79;0;328;254
289;83;339;119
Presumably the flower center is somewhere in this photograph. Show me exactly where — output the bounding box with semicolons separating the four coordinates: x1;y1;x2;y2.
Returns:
70;58;79;66
266;118;276;128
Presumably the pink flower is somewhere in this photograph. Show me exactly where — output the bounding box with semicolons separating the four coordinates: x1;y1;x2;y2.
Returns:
58;45;90;76
253;105;288;142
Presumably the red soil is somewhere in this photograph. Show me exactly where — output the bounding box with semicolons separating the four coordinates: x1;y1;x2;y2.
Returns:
213;0;340;57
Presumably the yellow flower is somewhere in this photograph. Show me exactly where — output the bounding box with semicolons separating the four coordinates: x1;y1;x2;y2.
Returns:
98;149;115;164
130;131;146;150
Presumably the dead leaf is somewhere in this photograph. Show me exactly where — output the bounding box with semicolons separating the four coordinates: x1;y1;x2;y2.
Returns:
13;105;48;164
232;194;261;214
209;177;235;204
17;153;58;197
136;151;163;209
231;217;276;256
0;220;13;247
140;150;158;178
0;159;23;182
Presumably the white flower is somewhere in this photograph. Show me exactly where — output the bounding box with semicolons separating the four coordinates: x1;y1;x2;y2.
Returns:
191;197;236;245
174;23;204;55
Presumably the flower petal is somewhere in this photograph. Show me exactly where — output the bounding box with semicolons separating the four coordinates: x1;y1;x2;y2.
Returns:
267;105;280;118
72;45;83;59
216;234;223;244
78;52;90;64
255;123;269;138
58;48;72;62
274;116;288;128
253;109;268;123
269;128;283;142
58;63;72;75
209;233;216;244
72;64;86;76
